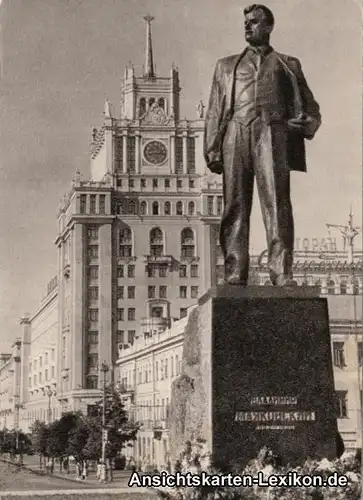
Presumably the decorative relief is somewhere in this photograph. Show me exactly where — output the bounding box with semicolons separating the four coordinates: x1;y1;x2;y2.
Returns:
140;102;171;126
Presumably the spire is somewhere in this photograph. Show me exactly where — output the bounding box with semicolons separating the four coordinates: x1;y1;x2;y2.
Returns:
143;15;155;78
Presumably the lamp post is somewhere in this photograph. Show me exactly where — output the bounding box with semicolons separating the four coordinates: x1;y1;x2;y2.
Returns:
46;387;56;424
100;362;109;483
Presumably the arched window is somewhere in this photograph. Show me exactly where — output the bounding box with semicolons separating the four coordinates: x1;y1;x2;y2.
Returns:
158;97;165;110
149;97;155;108
176;201;183;215
340;280;347;295
127;199;136;215
164;202;171;215
140;201;147;216
327;280;335;295
152;201;159;215
353;279;359;295
150;227;164;256
181;228;195;258
119;228;132;257
139;97;146;117
188;201;195;216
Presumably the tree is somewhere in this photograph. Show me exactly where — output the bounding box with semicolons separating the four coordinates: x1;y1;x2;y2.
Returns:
30;420;49;468
83;386;139;465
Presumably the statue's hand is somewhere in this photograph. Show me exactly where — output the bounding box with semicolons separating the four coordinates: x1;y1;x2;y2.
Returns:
288;115;316;139
208;161;223;175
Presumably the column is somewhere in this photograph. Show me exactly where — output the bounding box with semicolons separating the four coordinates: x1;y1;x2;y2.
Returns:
135;135;141;174
182;133;188;174
170;136;176;174
123;133;128;173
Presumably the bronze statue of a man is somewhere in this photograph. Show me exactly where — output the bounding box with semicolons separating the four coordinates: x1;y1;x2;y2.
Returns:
204;4;321;286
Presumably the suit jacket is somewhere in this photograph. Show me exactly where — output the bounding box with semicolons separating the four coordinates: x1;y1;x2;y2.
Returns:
204;48;321;172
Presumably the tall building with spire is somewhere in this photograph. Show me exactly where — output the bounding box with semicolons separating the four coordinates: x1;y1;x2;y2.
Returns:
54;16;220;413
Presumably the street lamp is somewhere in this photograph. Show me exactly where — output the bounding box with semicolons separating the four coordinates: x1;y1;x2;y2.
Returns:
100;362;109;483
46;387;56;424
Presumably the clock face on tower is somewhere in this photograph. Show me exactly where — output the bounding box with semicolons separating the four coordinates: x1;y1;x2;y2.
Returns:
143;140;168;165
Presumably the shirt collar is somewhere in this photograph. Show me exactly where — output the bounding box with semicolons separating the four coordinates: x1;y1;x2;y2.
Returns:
247;45;273;57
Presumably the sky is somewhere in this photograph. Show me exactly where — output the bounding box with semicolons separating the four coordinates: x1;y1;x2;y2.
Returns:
0;0;361;349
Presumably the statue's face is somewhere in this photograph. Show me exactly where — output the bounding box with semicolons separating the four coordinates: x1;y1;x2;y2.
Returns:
244;9;273;45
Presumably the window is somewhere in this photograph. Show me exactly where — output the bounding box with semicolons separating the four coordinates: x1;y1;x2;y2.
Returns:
86;376;98;389
358;342;363;366
117;287;124;299
187;137;196;173
216;196;223;216
88;331;98;344
117;266;124;278
160;360;164;380
90;195;96;214
128;308;136;321
175;137;183;174
180;308;187;318
88;266;99;279
148;286;156;299
175;355;179;375
314;279;321;294
147;265;157;278
39;372;42;383
140;201;147;215
88;246;99;259
127;286;135;299
128;265;135;278
333;342;345;367
152;178;158;189
177;179;183;189
119;228;133;257
139;98;146;117
127;136;136;173
87;354;98;369
158;97;165;110
150;228;164;256
191;265;198;277
159;264;167;278
155;361;159;381
164;202;171;215
45;353;48;365
191;286;199;299
207;196;214;215
152;307;163;318
45;369;49;382
140;178;146;188
189;179;195;189
128;330;136;344
180;286;187;299
327;280;335;295
164;179;170;189
99;195;106;214
117;308;124;321
80;194;87;214
88;309;99;322
88;287;99;301
128;179;135;189
176;201;183;215
39;356;43;368
116;178;123;187
159;286;167;299
127;200;136;215
165;359;169;378
152;201;159;215
188;201;195;216
51;348;55;361
116;330;125;345
51;366;55;378
87;226;98;240
336;391;348;418
179;265;187;278
181;228;195;258
171;357;174;377
353;279;359;295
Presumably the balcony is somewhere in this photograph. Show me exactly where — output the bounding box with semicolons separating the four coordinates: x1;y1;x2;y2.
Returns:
144;255;173;265
140;316;170;335
118;383;135;394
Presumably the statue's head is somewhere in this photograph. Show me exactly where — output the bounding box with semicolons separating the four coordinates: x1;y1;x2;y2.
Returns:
243;4;274;46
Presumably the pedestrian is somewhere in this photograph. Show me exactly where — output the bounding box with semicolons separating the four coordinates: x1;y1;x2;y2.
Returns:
96;460;102;481
82;461;88;480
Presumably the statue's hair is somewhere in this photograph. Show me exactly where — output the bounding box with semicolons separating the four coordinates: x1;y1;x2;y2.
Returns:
244;4;275;27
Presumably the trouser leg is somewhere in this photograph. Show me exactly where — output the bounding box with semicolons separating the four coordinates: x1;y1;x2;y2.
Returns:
220;120;254;285
252;121;294;284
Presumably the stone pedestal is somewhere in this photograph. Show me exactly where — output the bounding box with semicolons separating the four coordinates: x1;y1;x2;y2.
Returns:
169;286;339;470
